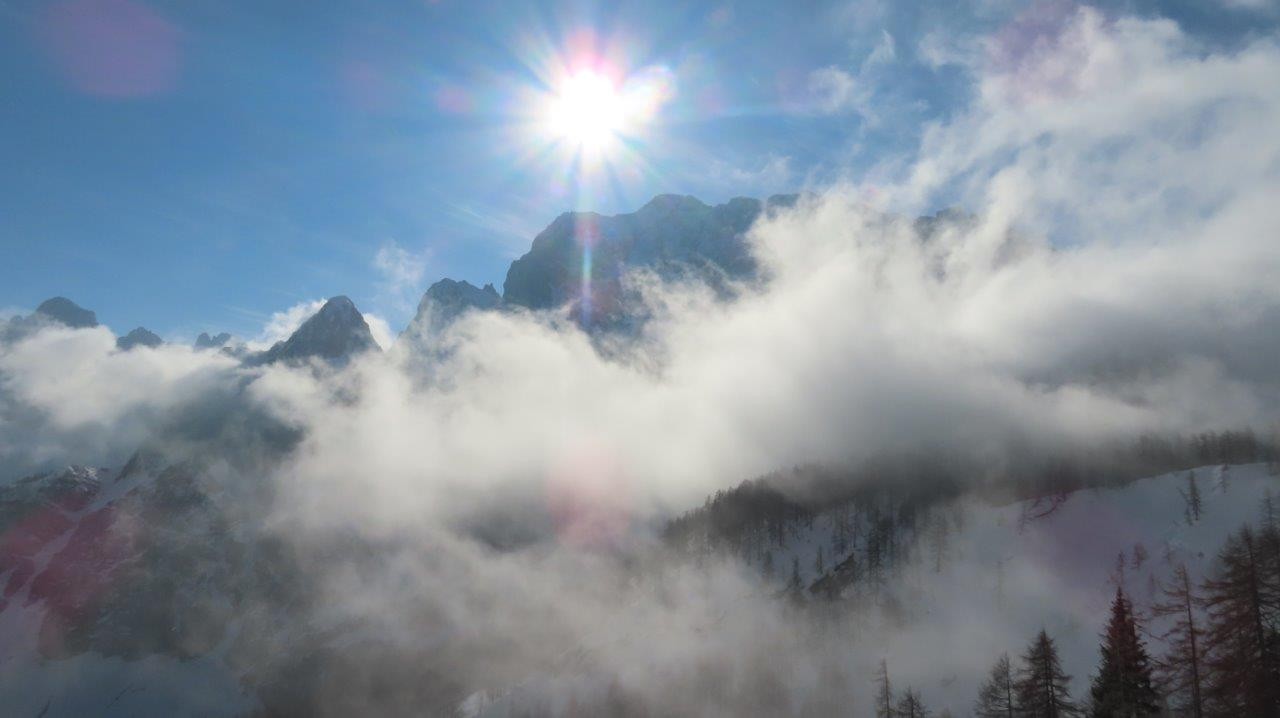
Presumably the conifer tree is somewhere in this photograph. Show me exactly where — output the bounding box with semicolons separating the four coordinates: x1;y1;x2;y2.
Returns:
1182;472;1203;524
874;659;896;718
974;652;1017;718
1089;586;1160;716
1152;564;1205;718
896;687;931;718
1016;629;1079;717
815;545;825;575
1200;525;1280;717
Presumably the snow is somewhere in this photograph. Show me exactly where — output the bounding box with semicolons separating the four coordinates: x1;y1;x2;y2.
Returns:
751;463;1279;715
0;464;259;717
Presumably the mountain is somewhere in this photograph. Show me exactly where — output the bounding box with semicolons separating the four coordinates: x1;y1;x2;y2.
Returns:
502;194;797;326
116;327;162;351
403;278;502;341
3;297;99;342
247;295;379;366
194;332;232;350
34;297;98;329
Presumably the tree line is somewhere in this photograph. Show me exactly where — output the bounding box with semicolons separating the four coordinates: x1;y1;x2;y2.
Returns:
665;430;1277;557
966;503;1280;717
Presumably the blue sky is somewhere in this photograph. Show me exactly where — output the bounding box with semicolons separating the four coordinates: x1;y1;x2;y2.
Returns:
1;0;1274;338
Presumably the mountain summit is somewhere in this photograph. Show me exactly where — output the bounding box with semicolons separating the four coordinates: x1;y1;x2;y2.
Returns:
117;327;163;351
403;279;502;341
34;297;98;329
251;296;379;366
502;194;797;327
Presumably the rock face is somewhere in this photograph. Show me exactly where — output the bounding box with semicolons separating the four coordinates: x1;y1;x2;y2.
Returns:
194;332;232;350
3;297;100;343
250;296;379;366
34;297;99;329
404;279;502;341
117;327;163;351
502;194;796;326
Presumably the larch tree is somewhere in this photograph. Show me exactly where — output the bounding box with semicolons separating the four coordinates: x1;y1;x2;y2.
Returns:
896;687;931;718
974;652;1017;718
874;659;896;718
1199;525;1280;718
1152;564;1205;718
1089;586;1160;717
1180;472;1203;524
1015;629;1079;717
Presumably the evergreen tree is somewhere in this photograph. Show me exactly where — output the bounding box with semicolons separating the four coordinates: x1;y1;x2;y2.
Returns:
974;652;1017;718
1183;472;1203;524
1016;629;1079;717
874;659;896;718
815;545;825;575
1089;586;1160;717
762;550;774;580
1152;564;1205;718
1200;525;1280;717
1260;494;1280;596
896;687;931;718
789;556;803;593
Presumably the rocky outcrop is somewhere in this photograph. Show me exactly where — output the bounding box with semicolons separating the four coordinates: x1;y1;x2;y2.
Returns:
248;296;379;366
117;327;163;351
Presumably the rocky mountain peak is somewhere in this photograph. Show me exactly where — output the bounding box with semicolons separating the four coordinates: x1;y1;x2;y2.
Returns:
250;296;378;366
194;332;233;350
404;279;503;341
34;297;98;329
117;327;163;351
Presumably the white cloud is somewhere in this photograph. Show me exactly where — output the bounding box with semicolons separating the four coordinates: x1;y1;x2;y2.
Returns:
373;240;430;302
806;30;896;119
364;312;395;351
249;299;326;351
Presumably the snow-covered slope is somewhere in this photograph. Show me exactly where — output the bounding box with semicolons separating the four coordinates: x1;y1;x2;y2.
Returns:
734;463;1279;715
3;460;1275;716
0;462;261;716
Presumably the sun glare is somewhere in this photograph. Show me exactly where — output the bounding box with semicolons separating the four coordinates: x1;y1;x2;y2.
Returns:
546;70;626;150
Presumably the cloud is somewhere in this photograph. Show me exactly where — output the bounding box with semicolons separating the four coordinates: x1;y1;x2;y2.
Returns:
0;326;236;477
245;6;1280;528
373;240;429;297
2;2;1270;554
228;16;1280;713
807;30;896;119
249;299;326;351
363;312;395;351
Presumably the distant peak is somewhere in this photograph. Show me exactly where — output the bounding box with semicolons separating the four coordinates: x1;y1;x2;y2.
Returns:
640;194;707;212
194;331;232;350
117;327;163;351
248;295;378;366
34;297;98;328
319;295;358;313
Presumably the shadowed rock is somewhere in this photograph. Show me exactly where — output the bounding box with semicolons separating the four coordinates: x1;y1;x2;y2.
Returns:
34;297;98;329
117;327;163;351
248;296;379;366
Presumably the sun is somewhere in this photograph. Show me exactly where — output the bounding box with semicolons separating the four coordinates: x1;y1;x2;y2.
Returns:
545;70;626;151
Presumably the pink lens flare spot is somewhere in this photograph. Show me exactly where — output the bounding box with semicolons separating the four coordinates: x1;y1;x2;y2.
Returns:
545;443;634;549
434;84;475;115
40;0;181;98
987;1;1090;103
